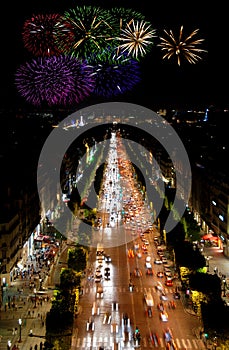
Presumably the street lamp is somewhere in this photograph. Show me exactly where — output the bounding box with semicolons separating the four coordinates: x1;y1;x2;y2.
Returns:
34;288;37;308
18;318;22;342
7;340;11;350
39;278;43;291
205;256;210;272
222;279;227;297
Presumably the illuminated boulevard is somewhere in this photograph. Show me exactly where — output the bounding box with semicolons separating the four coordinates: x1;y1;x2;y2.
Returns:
71;131;206;350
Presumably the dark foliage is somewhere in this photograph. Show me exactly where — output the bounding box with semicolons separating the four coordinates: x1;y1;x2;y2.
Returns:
175;241;206;269
189;272;222;300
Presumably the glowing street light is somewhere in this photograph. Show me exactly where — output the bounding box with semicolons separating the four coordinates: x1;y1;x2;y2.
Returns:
34;288;37;308
18;318;22;342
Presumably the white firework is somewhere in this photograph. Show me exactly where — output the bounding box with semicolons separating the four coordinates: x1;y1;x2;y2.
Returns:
117;19;156;59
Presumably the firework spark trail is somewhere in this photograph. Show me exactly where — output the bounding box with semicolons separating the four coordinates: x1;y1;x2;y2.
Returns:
22;13;72;57
158;25;207;65
55;6;116;59
116;19;156;60
15;55;95;106
88;48;141;98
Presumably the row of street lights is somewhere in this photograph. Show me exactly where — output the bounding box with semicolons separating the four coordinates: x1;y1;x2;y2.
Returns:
7;318;22;350
7;287;40;349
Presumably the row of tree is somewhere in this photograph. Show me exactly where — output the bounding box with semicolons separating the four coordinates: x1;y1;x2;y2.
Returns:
159;187;229;346
44;242;89;350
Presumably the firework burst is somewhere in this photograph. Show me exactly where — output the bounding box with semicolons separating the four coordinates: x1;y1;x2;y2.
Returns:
55;6;116;59
116;20;156;60
109;7;145;32
88;48;141;98
22;13;72;57
157;26;207;65
15;55;95;106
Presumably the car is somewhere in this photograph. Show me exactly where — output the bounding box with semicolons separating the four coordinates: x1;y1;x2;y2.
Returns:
134;268;142;277
170;339;178;349
156;281;164;291
104;255;112;263
147;306;153;317
136;252;142;258
122;313;129;325
145;256;151;262
146;262;152;269
157;271;164;278
97;259;104;265
95;271;102;279
165;278;173;287
128;249;135;258
154;258;163;264
160;294;169;301
146;268;154;276
95;277;102;283
157;302;165;311
173;292;181;299
164;271;173;278
164;328;173;342
160;311;168;322
97;254;104;260
87;317;95;331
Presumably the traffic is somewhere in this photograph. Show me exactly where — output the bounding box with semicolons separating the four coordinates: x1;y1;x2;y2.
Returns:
74;130;205;349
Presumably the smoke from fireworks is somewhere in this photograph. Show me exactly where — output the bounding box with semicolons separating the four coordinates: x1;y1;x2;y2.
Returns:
158;26;207;65
88;48;141;98
15;55;95;106
22;13;72;57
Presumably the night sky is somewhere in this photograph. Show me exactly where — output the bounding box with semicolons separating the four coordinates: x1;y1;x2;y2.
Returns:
2;0;228;111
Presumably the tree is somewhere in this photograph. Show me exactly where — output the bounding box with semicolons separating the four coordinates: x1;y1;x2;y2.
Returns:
175;241;205;270
189;272;222;301
67;245;87;272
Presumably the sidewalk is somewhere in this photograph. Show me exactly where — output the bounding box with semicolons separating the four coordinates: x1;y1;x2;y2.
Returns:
0;243;68;350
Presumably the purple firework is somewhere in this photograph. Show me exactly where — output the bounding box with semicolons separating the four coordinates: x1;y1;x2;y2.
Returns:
15;55;95;107
88;49;141;98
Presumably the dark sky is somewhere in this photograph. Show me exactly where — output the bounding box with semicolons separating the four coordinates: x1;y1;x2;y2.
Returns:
2;0;228;111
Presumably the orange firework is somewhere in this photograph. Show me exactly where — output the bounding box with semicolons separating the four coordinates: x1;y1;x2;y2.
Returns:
158;25;207;65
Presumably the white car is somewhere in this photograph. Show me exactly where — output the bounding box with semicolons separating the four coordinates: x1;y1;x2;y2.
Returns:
145;256;151;262
154;258;163;264
160;311;168;322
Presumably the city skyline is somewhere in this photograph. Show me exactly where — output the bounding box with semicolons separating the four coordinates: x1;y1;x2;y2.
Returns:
1;0;228;111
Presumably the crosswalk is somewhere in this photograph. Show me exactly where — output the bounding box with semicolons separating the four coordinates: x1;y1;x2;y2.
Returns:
74;335;202;349
83;286;176;295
